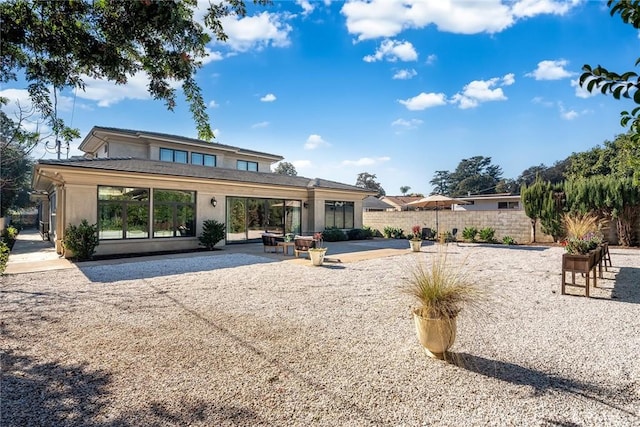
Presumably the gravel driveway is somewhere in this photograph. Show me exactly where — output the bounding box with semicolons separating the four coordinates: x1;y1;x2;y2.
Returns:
2;244;639;426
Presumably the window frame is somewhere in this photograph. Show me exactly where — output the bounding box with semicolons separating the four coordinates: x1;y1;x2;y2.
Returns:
237;160;258;171
191;152;216;167
97;186;150;240
160;147;188;164
152;189;197;238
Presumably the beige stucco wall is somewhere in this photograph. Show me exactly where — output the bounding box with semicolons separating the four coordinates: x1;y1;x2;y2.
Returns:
363;209;555;244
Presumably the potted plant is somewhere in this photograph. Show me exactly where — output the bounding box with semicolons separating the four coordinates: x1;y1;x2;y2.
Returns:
402;249;484;359
409;225;422;252
308;232;327;266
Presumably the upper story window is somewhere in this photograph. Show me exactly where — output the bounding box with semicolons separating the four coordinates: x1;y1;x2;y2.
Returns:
160;147;187;164
191;152;216;167
237;160;258;172
498;201;519;209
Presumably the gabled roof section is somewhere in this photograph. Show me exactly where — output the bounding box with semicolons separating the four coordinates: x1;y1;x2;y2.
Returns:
34;157;372;193
79;126;284;161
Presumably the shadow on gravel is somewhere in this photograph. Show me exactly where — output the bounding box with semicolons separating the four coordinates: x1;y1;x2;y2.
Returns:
465;243;550;252
449;353;637;418
611;267;640;304
1;350;112;427
1;351;266;426
78;253;276;283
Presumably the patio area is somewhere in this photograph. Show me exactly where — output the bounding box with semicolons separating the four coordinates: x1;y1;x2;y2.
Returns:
2;238;639;425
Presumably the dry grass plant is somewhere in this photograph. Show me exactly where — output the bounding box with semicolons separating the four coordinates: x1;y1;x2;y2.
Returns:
403;247;486;319
563;212;602;239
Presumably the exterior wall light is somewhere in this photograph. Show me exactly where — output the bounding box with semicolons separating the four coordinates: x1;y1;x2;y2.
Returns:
210;197;217;207
303;202;308;208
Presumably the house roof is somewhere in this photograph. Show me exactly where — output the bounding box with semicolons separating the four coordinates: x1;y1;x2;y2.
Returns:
363;196;394;209
34;157;373;193
79;126;284;161
381;196;423;207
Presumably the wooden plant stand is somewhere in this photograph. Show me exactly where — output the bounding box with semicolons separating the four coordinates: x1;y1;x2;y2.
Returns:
561;247;603;297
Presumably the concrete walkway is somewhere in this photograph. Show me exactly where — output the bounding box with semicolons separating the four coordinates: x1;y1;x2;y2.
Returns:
4;228;416;275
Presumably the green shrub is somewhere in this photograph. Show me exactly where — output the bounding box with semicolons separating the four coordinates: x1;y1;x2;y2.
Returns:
502;236;517;245
2;226;18;249
198;219;226;250
383;226;405;239
363;226;382;238
478;227;496;243
63;220;99;261
462;227;478;242
0;241;9;274
322;227;347;242
346;228;373;240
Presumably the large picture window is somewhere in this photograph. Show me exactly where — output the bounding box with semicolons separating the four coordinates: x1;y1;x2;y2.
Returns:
153;189;196;238
98;186;149;239
325;201;354;229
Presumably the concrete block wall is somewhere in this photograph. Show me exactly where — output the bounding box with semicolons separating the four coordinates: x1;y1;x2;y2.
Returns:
363;210;554;244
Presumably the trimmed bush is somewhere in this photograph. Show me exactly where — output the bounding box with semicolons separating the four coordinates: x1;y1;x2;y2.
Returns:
2;226;18;249
502;236;517;245
199;219;225;250
478;227;496;243
63;220;99;261
0;241;9;274
322;227;347;242
383;226;405;239
346;228;373;240
462;227;478;242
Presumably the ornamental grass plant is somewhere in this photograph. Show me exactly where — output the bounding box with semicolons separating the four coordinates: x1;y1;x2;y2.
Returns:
403;248;486;319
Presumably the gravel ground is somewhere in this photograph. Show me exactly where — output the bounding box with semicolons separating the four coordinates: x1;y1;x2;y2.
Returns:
2;244;639;426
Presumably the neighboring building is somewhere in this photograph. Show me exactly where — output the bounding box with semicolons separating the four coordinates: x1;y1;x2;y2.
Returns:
380;196;423;211
362;196;394;212
32;127;374;257
452;193;522;211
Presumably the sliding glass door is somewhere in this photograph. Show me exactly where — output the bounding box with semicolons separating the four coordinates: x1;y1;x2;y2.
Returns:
226;197;301;243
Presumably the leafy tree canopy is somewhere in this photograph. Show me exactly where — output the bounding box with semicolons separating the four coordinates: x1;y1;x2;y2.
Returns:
579;0;639;180
400;185;411;195
273;161;297;176
355;172;385;197
517;159;568;187
565;132;640;180
0;0;268;142
429;156;503;197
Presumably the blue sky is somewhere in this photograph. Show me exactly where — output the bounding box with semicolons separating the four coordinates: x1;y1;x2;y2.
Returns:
2;0;638;195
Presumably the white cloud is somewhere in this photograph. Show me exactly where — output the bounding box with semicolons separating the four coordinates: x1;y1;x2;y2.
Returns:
304;134;330;150
363;39;418;62
450;74;513;109
571;78;598;99
526;59;574;80
391;118;423;128
425;54;437;65
251;121;270;128
208;100;219;108
201;47;224;64
398;92;447;110
392;68;417;80
341;156;391;167
292;159;312;169
531;96;554;107
561;110;579;120
296;0;315;16
341;0;578;41
219;12;292;51
75;73;154;107
260;93;277;102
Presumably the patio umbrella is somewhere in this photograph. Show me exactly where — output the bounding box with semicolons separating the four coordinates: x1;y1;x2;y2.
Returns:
406;194;469;236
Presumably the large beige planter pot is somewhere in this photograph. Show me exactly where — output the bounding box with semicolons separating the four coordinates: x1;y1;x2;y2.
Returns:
412;308;457;359
309;248;327;266
410;240;422;252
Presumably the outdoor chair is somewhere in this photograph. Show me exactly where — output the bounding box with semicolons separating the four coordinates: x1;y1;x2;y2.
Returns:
421;227;435;240
261;233;284;253
293;236;316;257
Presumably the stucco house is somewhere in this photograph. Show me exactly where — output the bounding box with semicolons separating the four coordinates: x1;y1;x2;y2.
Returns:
452;193;522;211
32;126;373;257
